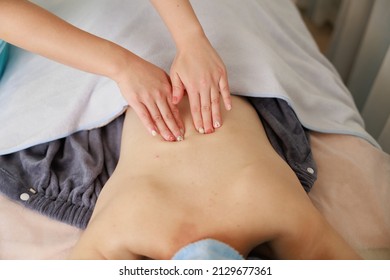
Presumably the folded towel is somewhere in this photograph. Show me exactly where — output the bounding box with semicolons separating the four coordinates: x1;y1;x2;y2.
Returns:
0;0;378;155
172;239;244;260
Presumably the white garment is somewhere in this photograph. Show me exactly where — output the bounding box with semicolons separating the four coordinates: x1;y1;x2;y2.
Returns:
0;0;378;155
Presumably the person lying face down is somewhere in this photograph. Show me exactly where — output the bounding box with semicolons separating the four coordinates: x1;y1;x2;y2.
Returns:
68;95;361;260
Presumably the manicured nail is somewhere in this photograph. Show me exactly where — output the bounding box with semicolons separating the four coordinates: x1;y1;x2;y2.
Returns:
151;130;157;136
176;135;184;142
198;127;205;134
214;121;221;128
226;104;232;111
206;128;214;134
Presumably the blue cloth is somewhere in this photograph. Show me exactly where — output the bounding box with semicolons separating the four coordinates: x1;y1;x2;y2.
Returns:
0;40;9;79
172;239;245;260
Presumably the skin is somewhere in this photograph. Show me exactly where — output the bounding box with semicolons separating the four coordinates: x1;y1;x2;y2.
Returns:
0;0;231;141
68;96;361;260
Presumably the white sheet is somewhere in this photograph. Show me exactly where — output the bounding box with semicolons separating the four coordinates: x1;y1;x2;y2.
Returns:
0;0;378;155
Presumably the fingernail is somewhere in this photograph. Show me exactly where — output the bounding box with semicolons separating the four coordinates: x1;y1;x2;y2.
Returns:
214;121;221;128
226;104;232;111
198;127;205;134
151;130;158;136
176;135;184;142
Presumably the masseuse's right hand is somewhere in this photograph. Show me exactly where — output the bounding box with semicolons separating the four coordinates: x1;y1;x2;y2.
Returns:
115;54;185;142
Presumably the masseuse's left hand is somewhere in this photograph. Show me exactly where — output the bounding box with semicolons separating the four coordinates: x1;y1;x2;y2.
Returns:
170;35;232;134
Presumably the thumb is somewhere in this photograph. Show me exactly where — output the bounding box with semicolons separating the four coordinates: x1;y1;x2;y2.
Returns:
171;72;185;105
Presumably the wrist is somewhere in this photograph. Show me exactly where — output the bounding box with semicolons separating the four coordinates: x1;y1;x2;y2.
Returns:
104;43;136;83
175;28;208;51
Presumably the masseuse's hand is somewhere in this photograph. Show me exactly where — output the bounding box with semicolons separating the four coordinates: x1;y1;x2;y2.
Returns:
115;54;185;142
149;0;232;135
170;36;232;134
0;0;184;142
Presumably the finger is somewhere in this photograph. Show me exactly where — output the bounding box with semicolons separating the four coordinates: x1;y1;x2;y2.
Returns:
219;76;232;111
210;87;222;129
187;91;204;134
171;72;185;105
147;102;176;142
200;89;214;134
131;103;159;137
156;98;184;141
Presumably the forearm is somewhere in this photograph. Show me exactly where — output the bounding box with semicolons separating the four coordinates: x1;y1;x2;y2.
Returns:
149;0;206;48
0;0;131;81
0;0;185;141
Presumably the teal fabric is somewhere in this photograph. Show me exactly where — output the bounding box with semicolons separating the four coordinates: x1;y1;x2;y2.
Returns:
0;40;9;79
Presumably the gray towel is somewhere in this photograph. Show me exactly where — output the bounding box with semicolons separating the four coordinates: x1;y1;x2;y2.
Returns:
0;115;123;229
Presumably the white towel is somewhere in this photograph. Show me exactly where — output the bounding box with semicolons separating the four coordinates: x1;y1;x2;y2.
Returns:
0;0;378;155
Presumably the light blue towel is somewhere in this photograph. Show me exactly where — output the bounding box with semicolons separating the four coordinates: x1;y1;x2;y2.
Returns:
0;40;9;79
172;239;244;260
